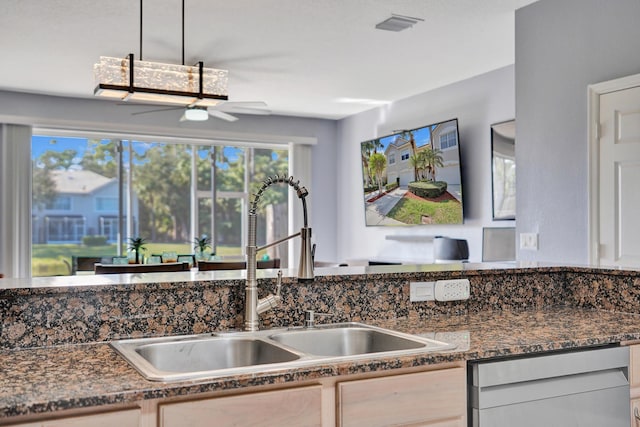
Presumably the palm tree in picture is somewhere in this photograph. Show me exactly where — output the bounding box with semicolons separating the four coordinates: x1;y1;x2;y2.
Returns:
368;153;387;194
372;139;384;153
399;130;418;182
423;147;444;181
361;140;376;188
410;152;428;180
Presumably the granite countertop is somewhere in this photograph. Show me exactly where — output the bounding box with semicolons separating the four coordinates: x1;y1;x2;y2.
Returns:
2;306;640;420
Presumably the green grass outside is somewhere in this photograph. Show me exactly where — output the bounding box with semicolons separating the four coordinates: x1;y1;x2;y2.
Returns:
386;197;462;225
32;243;243;277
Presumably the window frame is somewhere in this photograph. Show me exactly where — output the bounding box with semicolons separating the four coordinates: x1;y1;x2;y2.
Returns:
439;130;458;150
28;128;297;276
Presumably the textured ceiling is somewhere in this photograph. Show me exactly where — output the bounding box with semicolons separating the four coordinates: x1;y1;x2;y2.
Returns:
0;0;537;119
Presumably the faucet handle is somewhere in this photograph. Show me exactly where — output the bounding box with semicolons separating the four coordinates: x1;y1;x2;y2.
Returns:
256;270;284;315
304;309;334;328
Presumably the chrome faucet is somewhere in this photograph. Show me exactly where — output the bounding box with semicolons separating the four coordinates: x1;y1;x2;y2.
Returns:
244;174;315;331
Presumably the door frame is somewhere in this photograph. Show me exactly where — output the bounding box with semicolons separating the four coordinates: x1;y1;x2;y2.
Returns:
588;72;640;265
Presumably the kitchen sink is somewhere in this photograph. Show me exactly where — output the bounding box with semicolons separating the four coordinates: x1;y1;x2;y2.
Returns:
269;324;432;357
111;335;302;381
111;323;456;382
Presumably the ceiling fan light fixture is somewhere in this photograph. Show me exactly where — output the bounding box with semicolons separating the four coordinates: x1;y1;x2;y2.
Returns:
93;54;228;106
375;14;424;32
183;107;209;121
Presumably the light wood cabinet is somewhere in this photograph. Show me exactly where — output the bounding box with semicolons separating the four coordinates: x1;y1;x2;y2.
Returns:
2;364;465;427
157;364;465;427
159;385;322;427
6;408;141;427
632;398;640;427
628;345;640;427
337;367;466;427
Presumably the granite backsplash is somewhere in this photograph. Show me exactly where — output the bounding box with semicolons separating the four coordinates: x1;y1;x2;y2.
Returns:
1;266;638;350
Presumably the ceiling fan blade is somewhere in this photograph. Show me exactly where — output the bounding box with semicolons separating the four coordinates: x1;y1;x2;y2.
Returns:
131;106;184;116
227;107;271;115
207;109;239;122
216;101;271;115
220;101;268;109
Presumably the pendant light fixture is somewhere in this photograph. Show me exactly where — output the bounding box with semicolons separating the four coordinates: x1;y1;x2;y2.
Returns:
93;0;228;106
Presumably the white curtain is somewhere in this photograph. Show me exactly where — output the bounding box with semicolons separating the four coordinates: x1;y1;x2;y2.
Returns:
0;124;32;278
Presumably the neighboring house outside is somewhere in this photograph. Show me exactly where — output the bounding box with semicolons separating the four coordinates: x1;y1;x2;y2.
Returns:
384;119;461;187
384;137;413;186
32;170;138;244
430;119;461;185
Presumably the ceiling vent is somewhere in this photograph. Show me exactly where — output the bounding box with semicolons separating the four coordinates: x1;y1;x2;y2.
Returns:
375;14;424;32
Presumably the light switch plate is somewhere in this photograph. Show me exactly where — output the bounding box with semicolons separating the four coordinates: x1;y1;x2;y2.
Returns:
520;233;538;250
410;281;435;302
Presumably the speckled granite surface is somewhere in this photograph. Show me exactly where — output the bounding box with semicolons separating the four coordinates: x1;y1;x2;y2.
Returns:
2;265;640;421
2;307;640;420
0;265;574;349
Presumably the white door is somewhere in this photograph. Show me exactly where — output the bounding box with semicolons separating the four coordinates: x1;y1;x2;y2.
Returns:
597;84;640;267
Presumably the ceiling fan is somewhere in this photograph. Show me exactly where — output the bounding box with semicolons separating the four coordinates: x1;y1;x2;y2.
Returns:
129;101;271;122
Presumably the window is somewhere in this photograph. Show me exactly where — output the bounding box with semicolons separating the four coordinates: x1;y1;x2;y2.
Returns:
99;216;119;242
388;153;395;165
440;131;458;150
45;196;71;210
31;133;290;276
401;150;410;161
96;197;118;211
45;216;85;243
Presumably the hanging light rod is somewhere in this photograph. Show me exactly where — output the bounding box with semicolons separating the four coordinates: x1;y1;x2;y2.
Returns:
93;0;228;106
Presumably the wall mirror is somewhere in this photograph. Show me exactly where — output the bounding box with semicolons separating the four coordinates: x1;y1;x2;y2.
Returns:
491;120;516;220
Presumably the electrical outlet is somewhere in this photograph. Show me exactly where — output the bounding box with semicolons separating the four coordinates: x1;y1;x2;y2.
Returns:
410;281;435;302
520;233;538;250
434;279;470;301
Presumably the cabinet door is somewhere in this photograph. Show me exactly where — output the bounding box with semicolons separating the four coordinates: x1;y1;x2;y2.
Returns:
632;398;640;427
631;345;640;388
337;367;466;427
159;385;322;427
8;408;141;427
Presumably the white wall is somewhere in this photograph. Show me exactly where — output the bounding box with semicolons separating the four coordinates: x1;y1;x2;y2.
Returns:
515;0;640;264
336;66;515;264
0;90;338;270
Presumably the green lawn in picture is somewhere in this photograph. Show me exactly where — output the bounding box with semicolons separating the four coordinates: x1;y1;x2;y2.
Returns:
386;197;462;225
31;243;242;277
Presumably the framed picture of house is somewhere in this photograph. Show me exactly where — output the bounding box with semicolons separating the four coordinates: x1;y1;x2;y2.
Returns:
491;120;516;220
359;118;464;226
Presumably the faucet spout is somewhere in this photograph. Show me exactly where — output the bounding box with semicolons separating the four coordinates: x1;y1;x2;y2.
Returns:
244;174;315;331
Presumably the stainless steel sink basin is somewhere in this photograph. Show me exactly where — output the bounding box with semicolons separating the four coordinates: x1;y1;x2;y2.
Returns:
269;325;427;357
111;323;456;382
111;335;302;381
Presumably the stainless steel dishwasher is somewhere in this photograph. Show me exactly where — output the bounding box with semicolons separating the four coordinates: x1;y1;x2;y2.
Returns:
469;346;630;427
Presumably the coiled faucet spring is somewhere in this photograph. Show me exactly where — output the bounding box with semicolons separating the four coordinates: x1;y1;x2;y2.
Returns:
250;174;309;226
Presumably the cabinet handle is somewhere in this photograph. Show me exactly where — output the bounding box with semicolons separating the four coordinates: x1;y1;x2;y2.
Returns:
635;407;640;421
